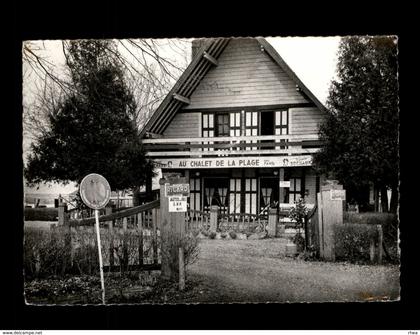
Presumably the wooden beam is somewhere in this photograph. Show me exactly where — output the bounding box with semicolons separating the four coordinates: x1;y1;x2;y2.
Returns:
146;148;320;157
203;51;218;66
172;93;190;104
142;134;320;144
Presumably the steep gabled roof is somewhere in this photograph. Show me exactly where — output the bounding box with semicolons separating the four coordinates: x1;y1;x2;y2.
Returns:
256;38;327;113
140;37;327;137
140;38;230;137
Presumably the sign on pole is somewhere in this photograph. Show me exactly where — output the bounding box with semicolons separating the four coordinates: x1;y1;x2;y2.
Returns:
79;173;111;304
330;189;346;201
164;183;190;197
168;196;188;212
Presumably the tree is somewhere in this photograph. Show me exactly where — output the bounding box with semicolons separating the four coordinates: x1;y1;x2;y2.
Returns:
314;36;399;213
24;40;154;195
22;39;189;138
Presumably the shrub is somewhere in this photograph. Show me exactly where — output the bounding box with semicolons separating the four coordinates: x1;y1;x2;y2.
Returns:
334;224;379;263
291;233;305;251
208;232;216;239
220;232;227;238
24;208;58;221
229;231;237;239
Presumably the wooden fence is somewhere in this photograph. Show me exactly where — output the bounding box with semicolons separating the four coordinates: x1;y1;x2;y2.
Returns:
58;200;161;273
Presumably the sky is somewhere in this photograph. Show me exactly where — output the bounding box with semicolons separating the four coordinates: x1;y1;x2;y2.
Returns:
22;36;341;195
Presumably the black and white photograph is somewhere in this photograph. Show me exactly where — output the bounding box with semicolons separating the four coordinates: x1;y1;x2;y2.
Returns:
22;35;400;305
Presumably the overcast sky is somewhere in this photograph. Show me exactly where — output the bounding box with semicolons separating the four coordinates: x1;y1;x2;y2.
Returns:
23;36;341;194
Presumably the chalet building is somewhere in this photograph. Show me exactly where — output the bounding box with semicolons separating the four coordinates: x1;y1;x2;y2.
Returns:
141;38;327;215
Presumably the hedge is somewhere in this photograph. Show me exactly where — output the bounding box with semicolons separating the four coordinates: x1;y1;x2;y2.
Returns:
334;223;379;263
338;212;399;264
24;208;59;221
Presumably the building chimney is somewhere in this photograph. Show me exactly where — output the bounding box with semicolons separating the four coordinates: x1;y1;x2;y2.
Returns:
191;38;206;58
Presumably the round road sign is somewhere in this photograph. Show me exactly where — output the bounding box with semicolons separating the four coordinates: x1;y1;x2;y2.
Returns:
79;173;111;210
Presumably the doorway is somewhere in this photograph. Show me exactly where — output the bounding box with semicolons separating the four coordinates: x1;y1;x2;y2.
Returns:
260;111;275;149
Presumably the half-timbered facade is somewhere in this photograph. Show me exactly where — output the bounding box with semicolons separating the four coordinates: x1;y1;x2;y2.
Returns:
141;38;327;215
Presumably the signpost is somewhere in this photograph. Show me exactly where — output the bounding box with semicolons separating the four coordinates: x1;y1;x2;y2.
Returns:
79;173;111;304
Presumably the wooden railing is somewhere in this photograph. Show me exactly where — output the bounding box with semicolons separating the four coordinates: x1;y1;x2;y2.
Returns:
185;209;210;231
218;212;268;233
142;134;323;157
60;200;161;273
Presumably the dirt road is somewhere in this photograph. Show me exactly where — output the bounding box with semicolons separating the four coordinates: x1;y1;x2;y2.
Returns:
187;239;400;303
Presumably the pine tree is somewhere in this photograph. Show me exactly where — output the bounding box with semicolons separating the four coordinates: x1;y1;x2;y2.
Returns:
314;36;399;212
24;40;154;193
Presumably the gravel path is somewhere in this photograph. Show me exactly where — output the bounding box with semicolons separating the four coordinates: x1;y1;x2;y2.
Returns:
187;239;400;303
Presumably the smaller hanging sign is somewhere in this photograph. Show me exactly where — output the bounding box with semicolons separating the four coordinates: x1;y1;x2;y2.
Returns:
280;180;291;188
168;196;188;212
330;189;346;201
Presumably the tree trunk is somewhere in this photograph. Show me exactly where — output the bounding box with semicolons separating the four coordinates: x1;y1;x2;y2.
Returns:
390;184;399;214
380;186;389;213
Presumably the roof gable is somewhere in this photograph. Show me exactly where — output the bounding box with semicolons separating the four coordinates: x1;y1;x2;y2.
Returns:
185;38;309;109
140;38;327;137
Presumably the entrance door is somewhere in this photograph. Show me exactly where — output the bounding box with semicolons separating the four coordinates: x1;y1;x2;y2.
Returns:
260;177;279;214
203;178;229;214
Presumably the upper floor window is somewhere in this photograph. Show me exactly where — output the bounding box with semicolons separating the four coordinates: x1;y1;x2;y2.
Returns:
275;110;289;135
215;113;229;137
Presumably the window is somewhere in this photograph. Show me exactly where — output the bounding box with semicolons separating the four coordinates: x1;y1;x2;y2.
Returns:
229;112;241;137
204;178;229;214
229;178;241;214
245;111;258;150
275;110;289;150
189;177;201;211
202;113;214;152
288;177;302;204
245;178;257;214
215;113;229;137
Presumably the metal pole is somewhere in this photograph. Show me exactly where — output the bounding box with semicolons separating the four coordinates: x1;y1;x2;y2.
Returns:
95;209;106;304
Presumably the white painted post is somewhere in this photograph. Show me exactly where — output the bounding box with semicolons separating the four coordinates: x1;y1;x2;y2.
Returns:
95;209;106;304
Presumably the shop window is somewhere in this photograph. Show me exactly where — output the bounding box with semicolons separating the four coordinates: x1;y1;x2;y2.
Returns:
229;178;241;214
288;177;302;204
189;177;201;211
245;178;257;214
204;178;229;213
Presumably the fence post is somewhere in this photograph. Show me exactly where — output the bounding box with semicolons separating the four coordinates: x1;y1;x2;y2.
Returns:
179;247;185;291
210;206;219;233
105;205;114;268
58;199;67;226
267;208;278;237
152;208;159;265
59;201;72;275
377;224;383;264
160;176;187;282
319;180;345;261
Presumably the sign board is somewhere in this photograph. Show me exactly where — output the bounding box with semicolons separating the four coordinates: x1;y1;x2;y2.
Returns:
330;189;346;201
168;196;187;212
280;180;291;188
80;173;111;209
154;155;313;169
165;183;190;197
